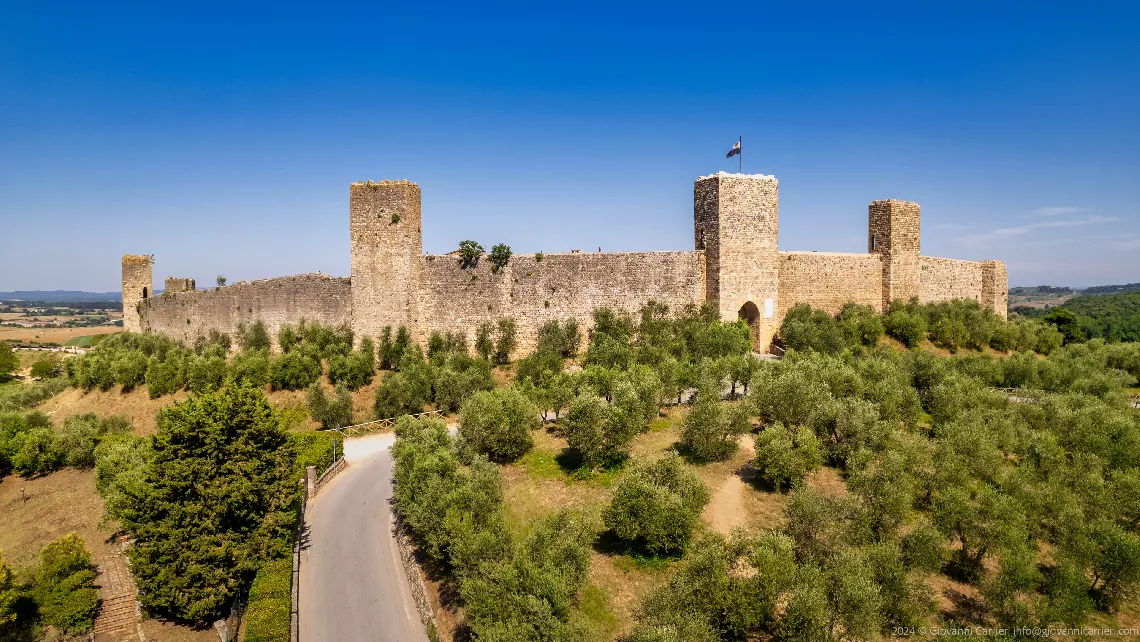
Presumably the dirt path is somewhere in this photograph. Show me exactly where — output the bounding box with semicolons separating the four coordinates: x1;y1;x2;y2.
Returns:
701;435;757;536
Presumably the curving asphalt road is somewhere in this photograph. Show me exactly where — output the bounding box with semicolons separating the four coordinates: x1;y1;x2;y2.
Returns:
299;433;429;642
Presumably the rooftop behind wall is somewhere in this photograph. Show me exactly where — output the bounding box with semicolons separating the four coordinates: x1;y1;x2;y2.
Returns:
139;273;351;346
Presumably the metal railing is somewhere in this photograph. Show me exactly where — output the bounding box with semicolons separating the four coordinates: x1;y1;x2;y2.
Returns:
334;410;445;437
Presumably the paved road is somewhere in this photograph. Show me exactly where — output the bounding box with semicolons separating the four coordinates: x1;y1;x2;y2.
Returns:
299;433;428;642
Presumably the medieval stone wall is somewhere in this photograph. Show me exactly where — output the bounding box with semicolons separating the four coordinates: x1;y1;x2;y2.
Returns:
414;251;705;355
918;256;984;305
138;273;352;346
777;251;885;320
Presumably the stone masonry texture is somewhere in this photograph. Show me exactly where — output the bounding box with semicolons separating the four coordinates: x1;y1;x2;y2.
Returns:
164;277;195;294
140;274;351;346
121;254;153;333
127;172;1007;355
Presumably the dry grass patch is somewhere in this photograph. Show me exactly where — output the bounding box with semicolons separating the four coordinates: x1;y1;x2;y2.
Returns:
585;552;668;639
0;325;119;345
37;385;189;435
0;468;111;570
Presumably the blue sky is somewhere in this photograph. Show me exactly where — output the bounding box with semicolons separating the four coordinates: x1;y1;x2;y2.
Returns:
1;1;1137;291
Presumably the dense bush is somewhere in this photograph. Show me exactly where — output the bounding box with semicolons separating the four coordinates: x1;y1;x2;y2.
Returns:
536;318;581;357
30;356;63;379
54;413;131;468
372;372;428;419
391;416;598;638
267;350;322;391
307;383;353;430
237;320;272;352
752;422;823;489
34;534;99;634
228;349;270;388
327;337;376;390
603;454;709;554
242;557;291;642
122;386;295;622
187;350;227;394
0;343;17;378
459;387;538;462
679;395;749;463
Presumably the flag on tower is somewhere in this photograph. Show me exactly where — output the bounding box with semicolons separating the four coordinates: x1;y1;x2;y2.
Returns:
725;140;741;158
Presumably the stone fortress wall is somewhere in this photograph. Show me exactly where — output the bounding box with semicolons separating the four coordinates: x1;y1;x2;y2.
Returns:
414;251;706;351
124;171;1007;355
137;274;351;345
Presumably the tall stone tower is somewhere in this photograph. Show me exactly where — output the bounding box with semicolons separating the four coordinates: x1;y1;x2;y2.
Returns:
349;180;422;342
121;254;153;332
980;260;1009;318
868;200;921;312
694;172;780;350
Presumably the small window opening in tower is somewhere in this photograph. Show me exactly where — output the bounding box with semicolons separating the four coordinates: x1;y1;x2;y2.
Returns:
871;235;877;251
142;287;148;299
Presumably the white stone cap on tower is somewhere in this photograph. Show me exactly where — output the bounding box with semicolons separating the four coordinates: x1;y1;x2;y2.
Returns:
697;171;777;181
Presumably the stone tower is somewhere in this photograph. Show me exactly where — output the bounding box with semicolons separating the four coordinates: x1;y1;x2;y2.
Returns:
348;180;422;342
694;172;781;350
980;260;1009;318
868;200;921;312
121;254;153;332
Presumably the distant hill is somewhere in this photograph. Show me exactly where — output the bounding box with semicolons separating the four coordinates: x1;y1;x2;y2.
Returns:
1080;283;1140;296
0;290;122;302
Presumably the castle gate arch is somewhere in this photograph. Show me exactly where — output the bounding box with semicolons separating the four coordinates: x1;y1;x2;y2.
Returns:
738;301;761;349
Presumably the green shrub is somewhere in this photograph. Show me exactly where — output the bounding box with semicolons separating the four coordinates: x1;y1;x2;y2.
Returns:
458;240;484;268
0;343;16;378
837;303;885;347
536;318;581;357
564;392;633;470
243;557;292;642
459;387;538;462
488;242;512;272
54;413;131;468
373;372;429;419
679;396;749;463
434;357;495;413
144;349;187;398
885;309;927;348
35;534;99;634
123;386;294;622
187;354;227;394
929;317;968;352
94;434;151;523
327;337;376;390
778;304;846;355
603;454;709;554
307;383;352;430
494;317;517;364
229;349;269;388
30;357;62;379
475;322;494;361
752;423;822;490
192;328;231;354
267;351;322;391
238;320;272;352
13;426;59;476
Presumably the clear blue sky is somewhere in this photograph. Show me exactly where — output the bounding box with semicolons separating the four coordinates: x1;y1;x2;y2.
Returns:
1;1;1137;291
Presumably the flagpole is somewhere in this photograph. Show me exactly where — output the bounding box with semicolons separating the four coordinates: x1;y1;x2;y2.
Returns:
738;136;742;173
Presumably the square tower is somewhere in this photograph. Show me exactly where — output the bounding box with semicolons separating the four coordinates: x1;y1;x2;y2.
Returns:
121;254;153;333
694;172;780;350
868;200;920;311
981;260;1009;319
349;180;422;342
